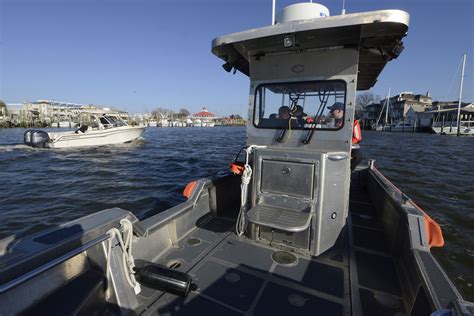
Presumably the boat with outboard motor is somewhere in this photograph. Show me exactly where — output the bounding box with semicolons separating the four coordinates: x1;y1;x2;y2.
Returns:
24;113;144;148
1;3;472;315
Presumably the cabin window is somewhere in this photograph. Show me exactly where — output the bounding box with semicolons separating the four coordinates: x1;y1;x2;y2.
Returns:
253;80;346;130
100;116;111;127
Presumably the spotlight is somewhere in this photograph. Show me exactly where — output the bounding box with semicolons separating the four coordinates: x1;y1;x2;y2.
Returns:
222;62;233;72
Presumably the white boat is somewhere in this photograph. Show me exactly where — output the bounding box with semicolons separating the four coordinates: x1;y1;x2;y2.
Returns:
432;55;473;136
3;4;472;315
373;88;392;131
53;121;73;128
24;114;144;148
432;120;474;135
202;121;215;127
390;121;415;132
374;124;390;131
147;120;158;127
160;119;169;127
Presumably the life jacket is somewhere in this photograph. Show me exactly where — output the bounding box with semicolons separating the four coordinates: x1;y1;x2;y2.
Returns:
352;120;362;144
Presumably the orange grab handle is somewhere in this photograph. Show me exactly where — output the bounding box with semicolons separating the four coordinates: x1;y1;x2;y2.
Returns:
230;162;245;176
183;180;198;199
422;212;445;248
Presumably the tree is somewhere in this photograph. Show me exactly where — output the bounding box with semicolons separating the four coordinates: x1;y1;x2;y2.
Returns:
178;108;190;118
151;107;170;119
355;92;380;118
356;92;380;108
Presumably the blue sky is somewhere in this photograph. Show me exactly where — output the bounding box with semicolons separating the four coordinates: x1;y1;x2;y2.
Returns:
1;0;473;116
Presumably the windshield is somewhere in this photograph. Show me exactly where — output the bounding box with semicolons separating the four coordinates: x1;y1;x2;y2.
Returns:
254;80;346;130
100;115;127;128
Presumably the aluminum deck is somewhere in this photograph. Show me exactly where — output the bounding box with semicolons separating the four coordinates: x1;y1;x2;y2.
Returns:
136;173;405;316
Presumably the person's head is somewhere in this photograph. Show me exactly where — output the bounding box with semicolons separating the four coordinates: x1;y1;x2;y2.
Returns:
294;105;305;118
328;102;344;119
278;106;290;119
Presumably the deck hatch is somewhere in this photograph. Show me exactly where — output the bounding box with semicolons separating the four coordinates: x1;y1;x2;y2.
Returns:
261;160;314;198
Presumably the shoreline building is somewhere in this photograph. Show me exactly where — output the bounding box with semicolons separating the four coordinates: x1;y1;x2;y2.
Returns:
192;107;217;127
2;100;128;128
417;102;474;132
360;92;433;129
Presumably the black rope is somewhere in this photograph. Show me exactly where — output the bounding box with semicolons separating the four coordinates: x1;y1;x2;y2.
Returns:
275;93;301;143
302;89;330;144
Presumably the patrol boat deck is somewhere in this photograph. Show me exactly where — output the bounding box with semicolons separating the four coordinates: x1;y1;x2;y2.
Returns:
136;168;459;316
142;174;404;315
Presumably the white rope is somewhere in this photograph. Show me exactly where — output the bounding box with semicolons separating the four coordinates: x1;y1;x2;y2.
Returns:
106;218;141;295
236;145;267;236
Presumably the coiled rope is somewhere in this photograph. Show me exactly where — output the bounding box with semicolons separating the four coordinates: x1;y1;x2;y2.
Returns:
106;218;141;295
236;145;267;236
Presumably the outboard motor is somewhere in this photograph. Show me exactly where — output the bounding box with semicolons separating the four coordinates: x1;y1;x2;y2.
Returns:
24;130;50;148
23;130;33;146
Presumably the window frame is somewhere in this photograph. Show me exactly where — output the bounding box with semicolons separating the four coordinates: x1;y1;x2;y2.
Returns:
252;80;347;131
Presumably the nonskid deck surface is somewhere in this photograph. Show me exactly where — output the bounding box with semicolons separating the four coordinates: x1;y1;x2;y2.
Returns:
139;179;406;315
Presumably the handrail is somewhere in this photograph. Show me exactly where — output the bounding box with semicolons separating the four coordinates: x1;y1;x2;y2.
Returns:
0;233;110;293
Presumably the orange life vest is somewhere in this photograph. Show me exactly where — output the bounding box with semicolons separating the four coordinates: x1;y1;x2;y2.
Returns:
352;120;362;144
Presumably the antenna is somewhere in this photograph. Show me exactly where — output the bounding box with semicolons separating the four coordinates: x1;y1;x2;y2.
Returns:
272;0;276;25
342;0;346;15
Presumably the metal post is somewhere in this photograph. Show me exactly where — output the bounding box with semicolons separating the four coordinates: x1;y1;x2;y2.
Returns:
272;0;276;25
441;113;445;133
456;53;466;137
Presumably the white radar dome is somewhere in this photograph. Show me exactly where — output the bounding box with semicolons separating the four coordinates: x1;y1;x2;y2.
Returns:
276;3;330;24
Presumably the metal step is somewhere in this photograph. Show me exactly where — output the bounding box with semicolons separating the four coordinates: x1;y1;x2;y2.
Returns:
246;205;312;232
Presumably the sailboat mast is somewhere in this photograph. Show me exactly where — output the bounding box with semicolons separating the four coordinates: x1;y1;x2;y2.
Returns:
456;54;466;137
385;88;391;127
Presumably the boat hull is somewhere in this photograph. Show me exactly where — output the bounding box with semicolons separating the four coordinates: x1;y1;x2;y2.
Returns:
47;127;144;148
432;126;474;135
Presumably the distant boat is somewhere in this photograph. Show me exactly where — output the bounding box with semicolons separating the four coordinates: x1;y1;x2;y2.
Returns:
53;121;72;128
390;121;415;132
147;120;158;127
432;120;474;135
432;54;472;136
373;88;391;131
24;113;144;148
160;119;169;127
374;124;390;131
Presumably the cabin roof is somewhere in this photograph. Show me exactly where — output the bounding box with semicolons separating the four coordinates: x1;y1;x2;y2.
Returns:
212;10;409;90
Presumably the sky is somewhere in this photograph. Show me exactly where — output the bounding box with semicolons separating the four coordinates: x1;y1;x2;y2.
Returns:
0;0;473;116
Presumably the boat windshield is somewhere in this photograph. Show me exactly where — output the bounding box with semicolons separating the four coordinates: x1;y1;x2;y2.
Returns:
253;80;346;130
99;115;127;128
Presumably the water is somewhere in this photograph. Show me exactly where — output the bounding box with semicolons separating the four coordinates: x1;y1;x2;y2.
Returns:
0;127;472;300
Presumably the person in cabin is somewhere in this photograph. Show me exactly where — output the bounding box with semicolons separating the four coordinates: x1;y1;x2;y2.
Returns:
293;105;306;118
328;102;363;170
328;102;344;128
278;106;291;119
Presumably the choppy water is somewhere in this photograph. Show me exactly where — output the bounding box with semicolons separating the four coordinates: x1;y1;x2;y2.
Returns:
0;127;472;300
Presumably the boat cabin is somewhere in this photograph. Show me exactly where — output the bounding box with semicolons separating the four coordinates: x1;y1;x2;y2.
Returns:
95;114;128;129
212;5;409;256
